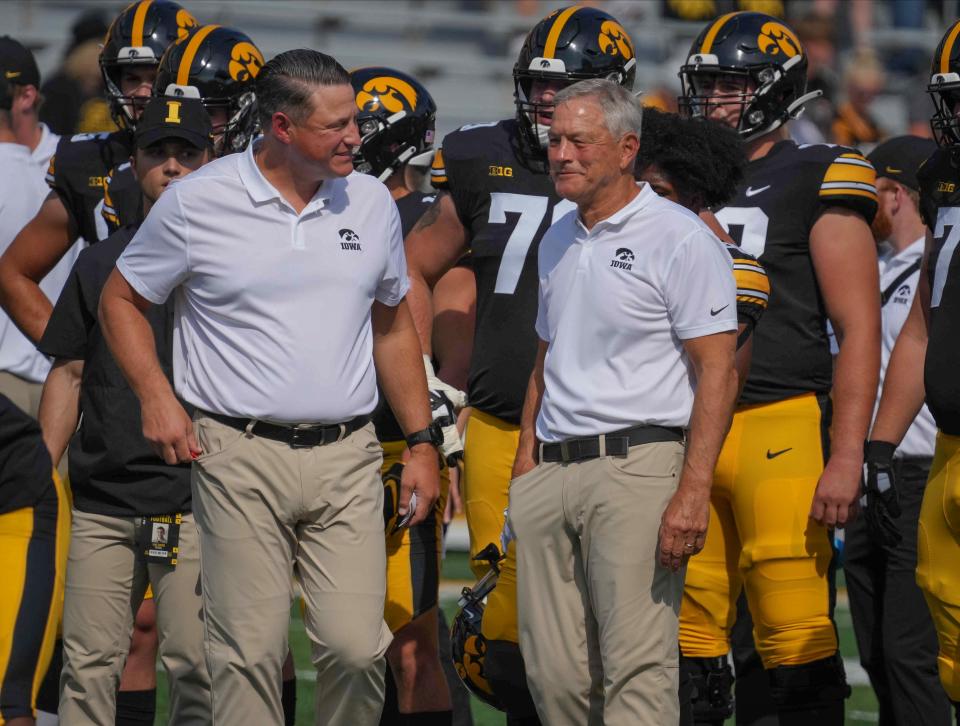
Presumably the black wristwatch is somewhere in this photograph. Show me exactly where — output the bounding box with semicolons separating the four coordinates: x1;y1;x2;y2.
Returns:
405;422;443;450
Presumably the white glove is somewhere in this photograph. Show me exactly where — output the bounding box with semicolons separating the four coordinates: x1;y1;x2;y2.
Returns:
423;355;467;410
424;355;466;465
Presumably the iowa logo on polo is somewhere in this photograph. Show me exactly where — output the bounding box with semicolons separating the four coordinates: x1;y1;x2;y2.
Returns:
598;20;633;59
757;21;801;58
228;42;264;82
175;9;198;41
611;247;635;271
356;77;418;114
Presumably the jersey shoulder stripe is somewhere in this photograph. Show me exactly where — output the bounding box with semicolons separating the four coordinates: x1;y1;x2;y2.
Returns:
430;148;448;189
726;243;769;324
819;149;878;201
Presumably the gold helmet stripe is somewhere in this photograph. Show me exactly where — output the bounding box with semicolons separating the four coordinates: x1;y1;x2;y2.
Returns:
177;24;220;86
543;5;583;59
941;20;960;74
700;12;741;54
131;0;154;48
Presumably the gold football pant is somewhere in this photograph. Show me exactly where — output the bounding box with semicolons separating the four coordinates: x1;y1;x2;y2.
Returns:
917;431;960;701
680;393;838;668
463;409;520;644
0;471;69;725
381;441;449;634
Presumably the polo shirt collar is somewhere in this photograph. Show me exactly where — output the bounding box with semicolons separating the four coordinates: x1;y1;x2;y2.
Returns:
239;139;333;213
575;181;652;234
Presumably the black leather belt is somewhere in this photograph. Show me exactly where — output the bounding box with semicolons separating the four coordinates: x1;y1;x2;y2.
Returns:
203;411;370;449
540;425;685;463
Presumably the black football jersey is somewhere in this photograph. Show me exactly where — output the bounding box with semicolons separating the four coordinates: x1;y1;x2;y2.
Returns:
713;141;877;404
45;130;135;243
918;149;960;435
101;162;144;233
372;190;438;443
431;119;575;424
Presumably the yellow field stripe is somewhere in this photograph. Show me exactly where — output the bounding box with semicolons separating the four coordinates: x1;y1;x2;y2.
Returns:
701;12;740;54
544;6;582;59
176;24;219;86
131;0;153;48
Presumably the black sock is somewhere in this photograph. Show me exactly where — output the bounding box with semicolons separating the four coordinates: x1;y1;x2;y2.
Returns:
401;711;453;726
282;677;297;726
115;688;156;726
506;715;542;726
777;701;844;726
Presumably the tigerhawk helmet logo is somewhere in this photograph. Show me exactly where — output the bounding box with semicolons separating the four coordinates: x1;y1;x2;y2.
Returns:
598;20;633;59
175;9;198;41
456;635;495;697
228;42;264;82
757;21;801;58
356;76;418;114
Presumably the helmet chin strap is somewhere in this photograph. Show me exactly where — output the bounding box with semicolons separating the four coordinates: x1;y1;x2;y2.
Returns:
378;145;416;182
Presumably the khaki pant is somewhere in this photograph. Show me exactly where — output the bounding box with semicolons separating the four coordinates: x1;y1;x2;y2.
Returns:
192;414;392;725
509;441;686;726
59;509;209;724
0;370;43;418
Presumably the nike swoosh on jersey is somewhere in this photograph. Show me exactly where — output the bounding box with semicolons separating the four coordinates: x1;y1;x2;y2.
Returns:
710;304;729;316
745;185;771;197
766;447;793;459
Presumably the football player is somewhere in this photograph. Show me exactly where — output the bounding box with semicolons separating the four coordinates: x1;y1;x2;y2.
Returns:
350;66;472;726
101;24;264;231
404;6;637;722
675;12;881;726
0;0;197;344
636;107;769;383
867;18;960;722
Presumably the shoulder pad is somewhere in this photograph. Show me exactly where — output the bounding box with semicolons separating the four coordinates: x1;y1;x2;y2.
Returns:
816;147;878;223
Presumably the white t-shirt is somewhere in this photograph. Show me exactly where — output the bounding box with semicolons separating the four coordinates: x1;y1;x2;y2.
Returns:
0;136;82;383
877;239;936;459
117;141;410;423
535;183;737;442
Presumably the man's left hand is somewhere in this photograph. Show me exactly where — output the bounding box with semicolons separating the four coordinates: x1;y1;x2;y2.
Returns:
658;482;710;572
810;451;861;527
399;444;440;527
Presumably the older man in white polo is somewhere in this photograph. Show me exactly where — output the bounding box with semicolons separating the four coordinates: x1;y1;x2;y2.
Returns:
509;79;740;724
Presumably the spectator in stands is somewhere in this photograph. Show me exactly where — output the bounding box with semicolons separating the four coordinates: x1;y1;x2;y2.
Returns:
793;12;839;144
39;9;112;134
832;48;887;149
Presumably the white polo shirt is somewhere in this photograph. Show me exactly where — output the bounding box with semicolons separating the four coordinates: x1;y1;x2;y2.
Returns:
535;183;737;442
117;140;409;423
878;238;936;459
0;134;82;384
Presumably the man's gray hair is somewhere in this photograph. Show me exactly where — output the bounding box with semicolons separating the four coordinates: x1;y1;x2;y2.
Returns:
553;79;643;139
255;49;350;129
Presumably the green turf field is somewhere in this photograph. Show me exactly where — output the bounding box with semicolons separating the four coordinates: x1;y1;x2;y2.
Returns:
154;550;880;725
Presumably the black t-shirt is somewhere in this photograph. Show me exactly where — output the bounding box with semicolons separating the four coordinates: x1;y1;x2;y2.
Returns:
0;395;53;515
371;190;438;443
431;119;573;424
714;140;877;404
918;148;960;435
38;225;192;516
45;130;139;243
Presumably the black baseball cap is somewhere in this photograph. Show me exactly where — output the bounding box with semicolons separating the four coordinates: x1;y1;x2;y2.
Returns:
867;135;938;192
0;36;40;88
135;96;214;151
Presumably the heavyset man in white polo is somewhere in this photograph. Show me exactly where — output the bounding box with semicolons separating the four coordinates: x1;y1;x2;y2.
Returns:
98;49;441;725
509;79;740;724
